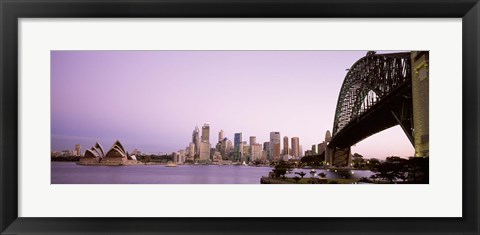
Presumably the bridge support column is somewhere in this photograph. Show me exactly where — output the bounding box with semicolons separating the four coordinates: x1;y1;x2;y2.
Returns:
325;146;333;167
411;51;429;157
331;147;351;167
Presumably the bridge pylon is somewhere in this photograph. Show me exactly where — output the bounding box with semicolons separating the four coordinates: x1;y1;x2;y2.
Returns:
326;146;351;168
411;51;429;157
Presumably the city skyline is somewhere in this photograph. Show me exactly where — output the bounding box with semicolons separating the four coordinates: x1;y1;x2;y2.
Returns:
51;50;413;159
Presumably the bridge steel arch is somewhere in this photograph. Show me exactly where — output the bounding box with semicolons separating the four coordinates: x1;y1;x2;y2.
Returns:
328;52;416;167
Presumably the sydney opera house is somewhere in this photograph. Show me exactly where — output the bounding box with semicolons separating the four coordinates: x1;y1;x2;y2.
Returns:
78;140;139;166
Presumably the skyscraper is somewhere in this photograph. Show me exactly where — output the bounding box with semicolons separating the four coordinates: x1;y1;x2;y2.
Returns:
273;143;281;161
221;137;233;159
199;123;211;161
269;132;280;161
192;126;200;157
199;142;211;160
311;145;317;155
249;136;256;157
234;133;242;148
251;143;263;162
218;129;224;143
242;142;250;162
201;123;210;142
234;133;243;161
291;137;300;158
263;141;270;161
283;136;289;155
188;142;195;160
249;136;256;146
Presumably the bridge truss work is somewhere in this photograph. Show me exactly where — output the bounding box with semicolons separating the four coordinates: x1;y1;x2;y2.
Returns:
327;51;429;167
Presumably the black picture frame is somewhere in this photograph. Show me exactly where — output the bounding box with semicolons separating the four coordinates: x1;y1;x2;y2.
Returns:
1;0;478;234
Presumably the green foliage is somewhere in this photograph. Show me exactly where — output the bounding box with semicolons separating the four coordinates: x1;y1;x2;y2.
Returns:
408;157;429;183
293;176;301;183
352;153;367;169
371;157;408;183
300;155;323;167
295;171;306;178
51;156;80;162
370;156;428;184
359;177;370;183
365;158;381;170
272;160;292;178
136;154;172;163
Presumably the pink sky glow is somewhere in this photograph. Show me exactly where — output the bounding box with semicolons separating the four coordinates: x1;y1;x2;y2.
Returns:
51;51;414;159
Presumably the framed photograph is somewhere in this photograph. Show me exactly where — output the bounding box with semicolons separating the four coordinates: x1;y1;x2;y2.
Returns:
1;0;478;234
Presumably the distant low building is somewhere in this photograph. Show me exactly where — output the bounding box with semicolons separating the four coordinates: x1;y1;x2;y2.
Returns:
74;144;81;156
132;148;142;156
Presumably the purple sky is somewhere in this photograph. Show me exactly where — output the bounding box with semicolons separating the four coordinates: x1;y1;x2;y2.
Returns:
51;51;413;159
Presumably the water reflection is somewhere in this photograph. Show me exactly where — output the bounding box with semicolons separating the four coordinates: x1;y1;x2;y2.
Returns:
51;162;374;184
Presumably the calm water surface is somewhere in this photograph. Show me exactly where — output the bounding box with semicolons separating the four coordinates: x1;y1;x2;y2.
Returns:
51;162;374;184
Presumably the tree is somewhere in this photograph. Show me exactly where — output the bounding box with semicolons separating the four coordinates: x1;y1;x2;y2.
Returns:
408;157;429;183
300;155;322;167
318;172;327;178
397;172;408;182
366;158;381;170
369;174;377;183
352;153;365;169
372;157;409;183
295;172;306;178
293;176;301;183
272;160;291;179
359;177;370;183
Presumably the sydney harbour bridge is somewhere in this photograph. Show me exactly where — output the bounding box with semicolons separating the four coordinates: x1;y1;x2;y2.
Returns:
325;51;429;167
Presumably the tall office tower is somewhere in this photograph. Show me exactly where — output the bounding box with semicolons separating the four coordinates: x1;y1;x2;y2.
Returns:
311;145;317;154
273;143;281;161
199;142;211;161
201;123;210;142
291;137;300;158
269;132;281;161
215;142;222;152
234;133;243;161
251;143;263;162
218;129;224;143
192;126;200;156
283;136;289;155
299;145;303;158
221;138;233;159
242;143;250;162
198;123;211;161
249;136;256;146
234;133;242;148
188;142;195;159
263;142;270;160
249;136;256;156
74;144;81;156
238;141;245;161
